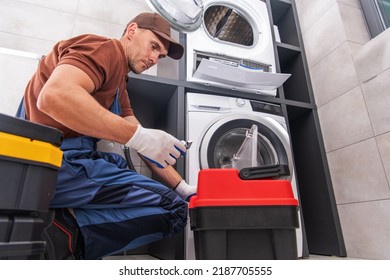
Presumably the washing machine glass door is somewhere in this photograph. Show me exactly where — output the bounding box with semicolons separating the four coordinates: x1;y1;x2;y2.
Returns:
200;117;290;172
145;0;203;31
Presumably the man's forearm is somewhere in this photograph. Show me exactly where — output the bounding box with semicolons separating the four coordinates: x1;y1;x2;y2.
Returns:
141;154;182;189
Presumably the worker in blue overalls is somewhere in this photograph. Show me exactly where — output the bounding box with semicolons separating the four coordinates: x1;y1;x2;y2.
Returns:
16;12;196;259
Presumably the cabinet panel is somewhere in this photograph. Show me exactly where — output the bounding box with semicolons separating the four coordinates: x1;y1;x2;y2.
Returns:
270;0;346;256
288;110;346;256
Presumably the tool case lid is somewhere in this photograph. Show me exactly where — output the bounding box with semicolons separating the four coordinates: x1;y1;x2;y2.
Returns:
0;113;63;146
189;169;299;208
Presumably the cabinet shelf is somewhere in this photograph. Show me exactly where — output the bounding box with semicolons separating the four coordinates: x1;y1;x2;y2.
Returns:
128;72;180;87
277;45;312;104
276;43;301;53
128;73;315;111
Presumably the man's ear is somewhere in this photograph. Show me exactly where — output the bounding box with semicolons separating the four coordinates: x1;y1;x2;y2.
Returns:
125;22;138;39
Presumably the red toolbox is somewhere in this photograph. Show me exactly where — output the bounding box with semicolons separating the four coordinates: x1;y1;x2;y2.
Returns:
189;168;299;260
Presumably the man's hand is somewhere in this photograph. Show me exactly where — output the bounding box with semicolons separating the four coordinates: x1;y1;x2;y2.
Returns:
126;125;186;168
175;180;197;201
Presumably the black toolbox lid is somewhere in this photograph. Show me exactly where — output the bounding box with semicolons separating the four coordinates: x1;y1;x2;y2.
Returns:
0;113;63;147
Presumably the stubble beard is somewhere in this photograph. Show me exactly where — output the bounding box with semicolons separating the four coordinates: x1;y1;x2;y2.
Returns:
128;59;142;74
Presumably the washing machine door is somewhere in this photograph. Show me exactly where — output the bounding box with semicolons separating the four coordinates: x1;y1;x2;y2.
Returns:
145;0;203;31
199;114;293;179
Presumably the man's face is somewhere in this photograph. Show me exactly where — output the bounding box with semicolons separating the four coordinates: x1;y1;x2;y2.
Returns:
126;27;169;74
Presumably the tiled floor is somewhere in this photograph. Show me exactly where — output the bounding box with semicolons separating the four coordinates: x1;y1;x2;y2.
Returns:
104;254;159;260
304;255;361;260
103;254;358;260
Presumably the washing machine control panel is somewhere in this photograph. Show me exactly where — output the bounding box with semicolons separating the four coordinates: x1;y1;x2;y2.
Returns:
250;100;283;116
228;96;283;116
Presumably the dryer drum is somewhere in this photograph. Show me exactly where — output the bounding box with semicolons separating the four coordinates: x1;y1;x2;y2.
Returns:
204;5;254;46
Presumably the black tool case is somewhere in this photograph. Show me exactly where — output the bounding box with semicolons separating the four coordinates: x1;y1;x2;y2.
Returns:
0;113;63;259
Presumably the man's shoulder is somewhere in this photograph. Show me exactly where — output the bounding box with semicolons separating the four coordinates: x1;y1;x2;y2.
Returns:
66;34;116;45
58;34;122;58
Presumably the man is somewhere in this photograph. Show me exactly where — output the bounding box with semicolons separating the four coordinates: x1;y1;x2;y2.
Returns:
17;12;195;259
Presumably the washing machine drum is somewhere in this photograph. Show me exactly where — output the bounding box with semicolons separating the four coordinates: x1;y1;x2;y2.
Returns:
199;115;292;179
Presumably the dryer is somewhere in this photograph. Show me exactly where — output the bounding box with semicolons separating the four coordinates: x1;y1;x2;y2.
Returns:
185;92;304;259
146;0;290;96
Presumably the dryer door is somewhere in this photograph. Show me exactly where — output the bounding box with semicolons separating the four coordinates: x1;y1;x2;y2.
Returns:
145;0;258;46
145;0;203;31
199;114;293;179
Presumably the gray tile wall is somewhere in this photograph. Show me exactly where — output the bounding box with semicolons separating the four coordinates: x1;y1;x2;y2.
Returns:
296;0;390;259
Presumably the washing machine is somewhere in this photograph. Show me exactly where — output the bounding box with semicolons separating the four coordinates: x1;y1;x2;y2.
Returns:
146;0;291;96
185;92;304;259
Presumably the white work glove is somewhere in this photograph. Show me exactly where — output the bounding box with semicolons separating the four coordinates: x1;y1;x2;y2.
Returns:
175;180;197;201
126;125;186;168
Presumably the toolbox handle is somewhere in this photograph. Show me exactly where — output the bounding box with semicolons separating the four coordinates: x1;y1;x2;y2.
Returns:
239;164;290;180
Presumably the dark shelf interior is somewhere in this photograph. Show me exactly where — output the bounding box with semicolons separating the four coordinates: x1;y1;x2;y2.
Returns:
126;76;178;130
277;44;311;104
270;0;299;47
270;0;292;23
289;110;346;256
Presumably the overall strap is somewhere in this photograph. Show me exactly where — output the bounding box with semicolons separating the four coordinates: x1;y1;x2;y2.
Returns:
60;136;96;151
109;88;122;116
15;97;26;119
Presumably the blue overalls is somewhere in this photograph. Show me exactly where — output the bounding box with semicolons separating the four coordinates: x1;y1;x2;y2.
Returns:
16;92;187;259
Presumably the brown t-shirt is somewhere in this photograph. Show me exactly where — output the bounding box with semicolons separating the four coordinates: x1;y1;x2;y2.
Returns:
24;34;133;138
